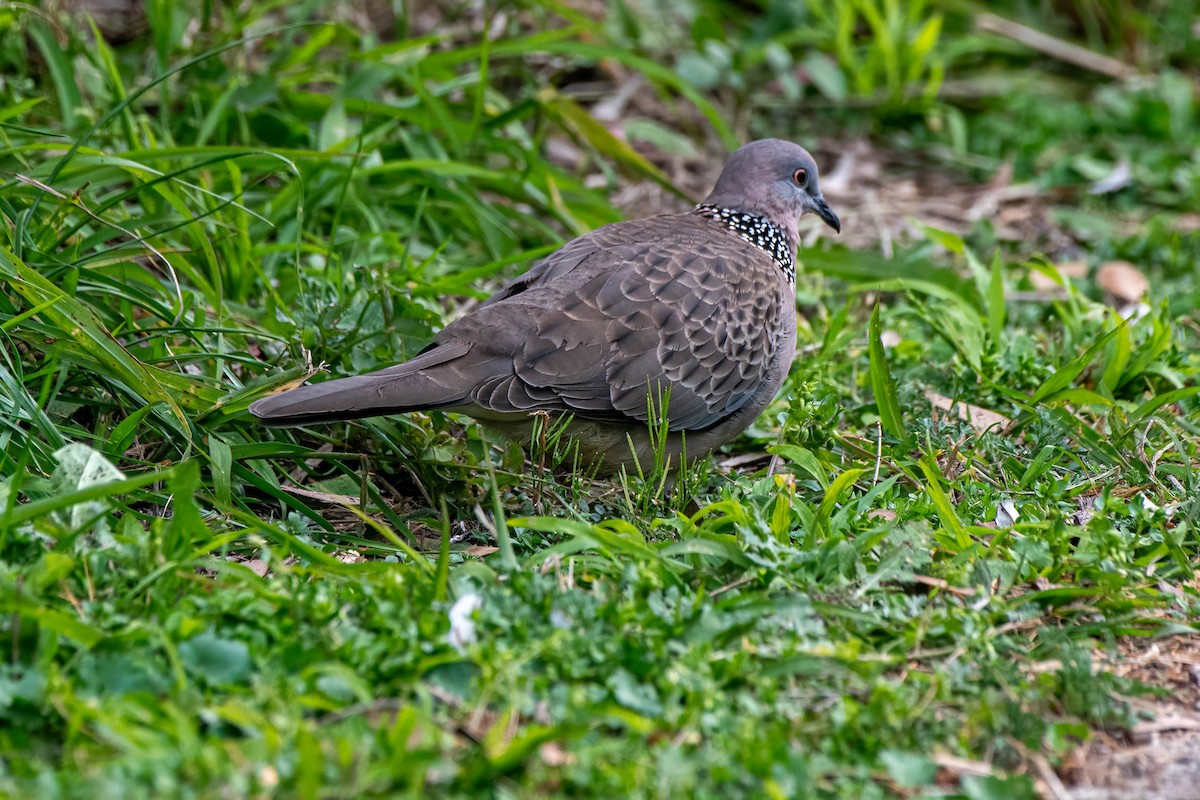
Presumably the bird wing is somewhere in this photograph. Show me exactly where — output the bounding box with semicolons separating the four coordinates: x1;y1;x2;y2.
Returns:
443;216;791;431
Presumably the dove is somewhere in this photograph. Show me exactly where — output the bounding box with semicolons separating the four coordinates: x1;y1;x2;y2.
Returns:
251;139;840;473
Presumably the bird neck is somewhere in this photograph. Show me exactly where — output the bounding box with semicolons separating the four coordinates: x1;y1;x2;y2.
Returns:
693;204;796;284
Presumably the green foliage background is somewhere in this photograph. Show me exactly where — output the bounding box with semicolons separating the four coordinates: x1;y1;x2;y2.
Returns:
1;1;1197;797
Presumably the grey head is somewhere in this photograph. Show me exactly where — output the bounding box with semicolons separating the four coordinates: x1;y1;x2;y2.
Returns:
701;139;841;246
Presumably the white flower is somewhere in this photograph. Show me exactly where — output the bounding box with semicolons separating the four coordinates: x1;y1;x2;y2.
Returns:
446;593;483;655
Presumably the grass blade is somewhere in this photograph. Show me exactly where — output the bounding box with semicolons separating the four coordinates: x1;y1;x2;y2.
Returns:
869;302;904;439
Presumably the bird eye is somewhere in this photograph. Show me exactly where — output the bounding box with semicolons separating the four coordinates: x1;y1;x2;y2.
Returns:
792;168;808;187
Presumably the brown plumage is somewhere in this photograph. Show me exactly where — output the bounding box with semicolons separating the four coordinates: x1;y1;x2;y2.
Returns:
250;139;840;472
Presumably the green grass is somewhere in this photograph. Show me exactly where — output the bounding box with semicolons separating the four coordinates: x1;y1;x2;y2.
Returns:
1;1;1198;797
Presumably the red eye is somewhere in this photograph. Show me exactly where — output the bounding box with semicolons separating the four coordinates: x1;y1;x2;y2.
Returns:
792;168;808;187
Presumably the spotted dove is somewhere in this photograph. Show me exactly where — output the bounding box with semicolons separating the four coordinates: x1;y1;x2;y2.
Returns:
250;139;840;472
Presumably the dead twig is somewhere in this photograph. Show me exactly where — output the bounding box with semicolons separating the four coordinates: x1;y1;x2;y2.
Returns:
911;574;977;597
710;574;757;599
976;13;1132;80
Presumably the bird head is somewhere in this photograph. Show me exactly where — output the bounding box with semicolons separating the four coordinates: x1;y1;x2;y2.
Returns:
702;139;841;241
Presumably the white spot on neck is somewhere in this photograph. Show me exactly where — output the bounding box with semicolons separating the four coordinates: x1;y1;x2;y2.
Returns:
694;204;795;284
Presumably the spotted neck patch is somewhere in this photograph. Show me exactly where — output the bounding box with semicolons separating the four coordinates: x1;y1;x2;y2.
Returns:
694;204;795;284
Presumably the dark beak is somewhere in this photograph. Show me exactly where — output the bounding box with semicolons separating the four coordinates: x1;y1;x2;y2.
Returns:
813;196;840;234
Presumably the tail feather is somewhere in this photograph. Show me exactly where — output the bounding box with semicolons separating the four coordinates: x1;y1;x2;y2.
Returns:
250;342;479;426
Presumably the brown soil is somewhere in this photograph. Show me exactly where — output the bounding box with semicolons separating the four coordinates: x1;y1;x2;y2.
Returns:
1062;635;1200;800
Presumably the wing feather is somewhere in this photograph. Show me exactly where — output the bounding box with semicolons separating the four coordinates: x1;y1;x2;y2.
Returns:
448;215;790;431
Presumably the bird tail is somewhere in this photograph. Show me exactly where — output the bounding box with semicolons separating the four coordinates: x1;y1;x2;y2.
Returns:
249;342;474;426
